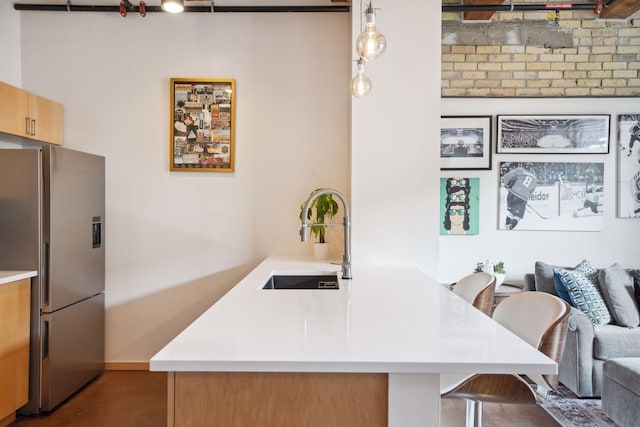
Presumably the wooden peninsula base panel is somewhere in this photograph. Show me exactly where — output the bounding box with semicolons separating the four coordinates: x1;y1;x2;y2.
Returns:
168;372;388;427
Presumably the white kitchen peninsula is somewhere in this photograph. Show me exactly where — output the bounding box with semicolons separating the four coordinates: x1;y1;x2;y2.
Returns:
151;257;555;427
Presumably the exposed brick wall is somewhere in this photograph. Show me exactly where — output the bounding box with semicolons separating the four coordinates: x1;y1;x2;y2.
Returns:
441;5;640;97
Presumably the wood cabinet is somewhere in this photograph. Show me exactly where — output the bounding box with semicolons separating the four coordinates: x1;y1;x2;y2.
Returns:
0;278;31;427
168;372;387;427
0;81;63;145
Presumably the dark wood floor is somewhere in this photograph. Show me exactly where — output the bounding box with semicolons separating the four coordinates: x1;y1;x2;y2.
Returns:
13;371;167;427
11;370;559;427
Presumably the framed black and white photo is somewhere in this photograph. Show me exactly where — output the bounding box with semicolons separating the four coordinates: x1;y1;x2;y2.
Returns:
498;161;605;232
440;116;492;170
616;114;640;218
497;115;610;154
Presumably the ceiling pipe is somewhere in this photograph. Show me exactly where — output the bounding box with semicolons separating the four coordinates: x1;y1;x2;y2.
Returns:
443;0;617;14
13;3;349;13
14;1;616;15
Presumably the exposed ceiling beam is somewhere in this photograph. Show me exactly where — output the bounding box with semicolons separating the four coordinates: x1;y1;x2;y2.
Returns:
599;0;640;19
461;0;498;21
446;0;640;21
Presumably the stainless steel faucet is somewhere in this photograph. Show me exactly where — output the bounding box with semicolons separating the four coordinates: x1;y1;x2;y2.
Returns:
300;188;352;280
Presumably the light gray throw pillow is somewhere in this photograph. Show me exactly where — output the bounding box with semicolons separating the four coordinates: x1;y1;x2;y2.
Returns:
534;261;568;296
599;263;640;328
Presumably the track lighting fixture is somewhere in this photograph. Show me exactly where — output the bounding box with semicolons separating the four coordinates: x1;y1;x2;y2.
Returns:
161;0;184;13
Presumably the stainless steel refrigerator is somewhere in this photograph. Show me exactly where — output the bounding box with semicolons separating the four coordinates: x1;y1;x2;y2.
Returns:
0;145;105;414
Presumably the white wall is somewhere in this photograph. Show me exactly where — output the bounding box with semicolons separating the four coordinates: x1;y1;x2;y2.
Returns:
19;11;350;361
0;0;21;87
440;98;640;285
351;0;441;275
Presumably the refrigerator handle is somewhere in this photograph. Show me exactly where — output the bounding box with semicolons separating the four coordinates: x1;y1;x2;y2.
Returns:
42;317;50;361
92;216;102;248
43;242;50;307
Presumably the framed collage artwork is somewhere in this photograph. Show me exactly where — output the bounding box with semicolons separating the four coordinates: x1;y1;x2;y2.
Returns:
170;78;235;172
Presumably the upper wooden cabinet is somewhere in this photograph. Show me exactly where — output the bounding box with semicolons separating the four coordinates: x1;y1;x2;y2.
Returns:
0;81;63;145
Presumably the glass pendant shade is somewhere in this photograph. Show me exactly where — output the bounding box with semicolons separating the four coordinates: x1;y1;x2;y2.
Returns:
351;60;372;98
161;0;184;13
355;8;386;60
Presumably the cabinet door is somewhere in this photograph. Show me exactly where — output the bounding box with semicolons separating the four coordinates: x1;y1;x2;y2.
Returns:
0;81;63;145
0;278;31;421
0;81;30;139
28;92;63;145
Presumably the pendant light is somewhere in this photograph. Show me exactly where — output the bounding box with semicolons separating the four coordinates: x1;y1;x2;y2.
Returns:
351;59;372;98
355;3;386;61
161;0;184;13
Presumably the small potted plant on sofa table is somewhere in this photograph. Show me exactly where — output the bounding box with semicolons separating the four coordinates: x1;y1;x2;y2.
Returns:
474;260;506;289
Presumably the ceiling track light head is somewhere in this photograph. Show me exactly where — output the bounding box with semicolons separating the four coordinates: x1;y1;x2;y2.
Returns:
161;0;184;13
594;0;603;15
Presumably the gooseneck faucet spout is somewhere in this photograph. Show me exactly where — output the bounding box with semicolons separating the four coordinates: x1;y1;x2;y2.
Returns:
300;188;352;280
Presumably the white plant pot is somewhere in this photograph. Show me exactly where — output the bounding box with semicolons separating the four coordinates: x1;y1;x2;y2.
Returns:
313;242;330;260
494;273;506;289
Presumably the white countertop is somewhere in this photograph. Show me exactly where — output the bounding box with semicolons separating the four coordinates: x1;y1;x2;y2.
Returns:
150;257;556;376
0;270;37;286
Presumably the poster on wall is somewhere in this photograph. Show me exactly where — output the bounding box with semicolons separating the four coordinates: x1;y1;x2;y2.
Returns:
498;161;604;231
496;115;610;154
617;114;640;218
440;177;479;235
170;78;235;172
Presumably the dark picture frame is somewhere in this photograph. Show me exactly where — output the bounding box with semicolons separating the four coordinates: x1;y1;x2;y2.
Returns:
440;116;492;170
497;114;610;154
170;78;236;172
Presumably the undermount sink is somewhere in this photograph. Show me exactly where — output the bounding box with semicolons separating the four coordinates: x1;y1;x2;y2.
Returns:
262;273;339;290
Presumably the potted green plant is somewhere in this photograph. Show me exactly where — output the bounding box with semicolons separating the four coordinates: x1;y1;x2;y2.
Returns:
300;189;339;260
474;260;506;288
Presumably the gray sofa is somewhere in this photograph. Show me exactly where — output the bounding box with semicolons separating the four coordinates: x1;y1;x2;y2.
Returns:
524;261;640;398
602;358;640;427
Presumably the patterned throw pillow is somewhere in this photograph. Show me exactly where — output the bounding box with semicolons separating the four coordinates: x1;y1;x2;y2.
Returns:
554;273;573;305
553;259;598;305
555;260;612;325
553;259;595;305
